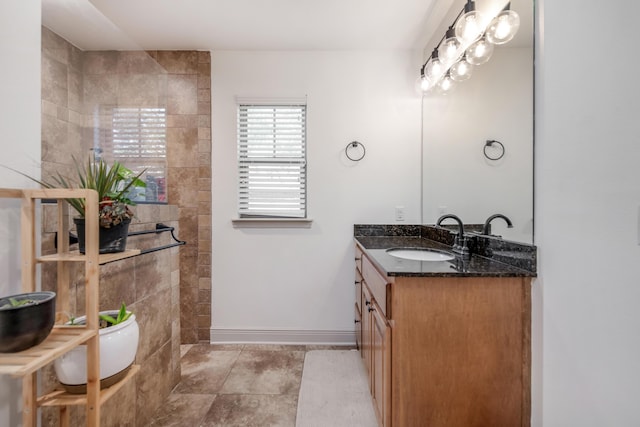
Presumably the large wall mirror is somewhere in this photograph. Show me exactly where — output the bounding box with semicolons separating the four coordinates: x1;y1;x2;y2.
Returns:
421;0;534;244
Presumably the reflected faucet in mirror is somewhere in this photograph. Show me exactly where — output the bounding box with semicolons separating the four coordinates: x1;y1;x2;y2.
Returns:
436;214;470;259
482;213;513;236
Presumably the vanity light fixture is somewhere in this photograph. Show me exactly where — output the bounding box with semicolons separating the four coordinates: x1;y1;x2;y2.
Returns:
418;0;519;95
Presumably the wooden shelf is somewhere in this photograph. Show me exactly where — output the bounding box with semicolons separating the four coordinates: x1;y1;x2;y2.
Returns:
38;365;140;407
0;327;96;377
0;188;24;198
1;187;139;426
38;249;141;265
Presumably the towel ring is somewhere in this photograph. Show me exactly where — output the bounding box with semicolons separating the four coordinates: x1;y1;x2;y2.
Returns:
484;139;505;161
345;141;366;161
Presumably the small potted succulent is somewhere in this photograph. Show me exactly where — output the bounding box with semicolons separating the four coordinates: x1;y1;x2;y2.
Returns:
0;291;56;353
54;302;139;393
5;156;146;253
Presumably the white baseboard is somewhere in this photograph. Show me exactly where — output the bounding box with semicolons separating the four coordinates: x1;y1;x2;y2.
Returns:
210;328;356;345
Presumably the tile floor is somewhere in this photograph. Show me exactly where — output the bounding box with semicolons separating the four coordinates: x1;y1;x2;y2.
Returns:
148;344;355;427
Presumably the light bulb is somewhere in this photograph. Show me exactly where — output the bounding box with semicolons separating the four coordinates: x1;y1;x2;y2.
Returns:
415;74;433;94
424;49;444;81
466;37;494;65
439;27;461;66
420;76;433;92
454;0;485;44
436;73;456;94
486;7;520;45
425;57;443;81
450;56;473;82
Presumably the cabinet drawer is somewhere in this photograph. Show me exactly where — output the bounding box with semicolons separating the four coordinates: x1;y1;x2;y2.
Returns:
355;244;364;273
362;254;388;316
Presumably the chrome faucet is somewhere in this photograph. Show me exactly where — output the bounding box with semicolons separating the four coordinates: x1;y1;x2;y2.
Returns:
482;214;513;236
436;214;470;259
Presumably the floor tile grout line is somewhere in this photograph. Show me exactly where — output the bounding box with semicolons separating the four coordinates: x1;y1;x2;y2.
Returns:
196;393;218;427
216;344;247;393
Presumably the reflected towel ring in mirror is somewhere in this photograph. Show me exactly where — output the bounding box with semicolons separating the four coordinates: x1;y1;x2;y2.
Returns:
345;141;366;161
484;139;505;161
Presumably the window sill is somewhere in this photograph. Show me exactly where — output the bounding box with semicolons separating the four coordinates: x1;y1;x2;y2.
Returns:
232;218;313;229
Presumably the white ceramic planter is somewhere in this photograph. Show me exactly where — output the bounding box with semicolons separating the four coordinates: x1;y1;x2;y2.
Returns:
54;311;139;387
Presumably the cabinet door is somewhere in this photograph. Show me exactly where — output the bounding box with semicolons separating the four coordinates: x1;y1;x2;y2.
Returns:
355;269;363;350
355;303;362;351
361;284;373;387
371;302;391;427
355;248;363;352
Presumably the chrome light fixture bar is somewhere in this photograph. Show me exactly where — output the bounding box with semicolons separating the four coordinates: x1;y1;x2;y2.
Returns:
418;0;519;95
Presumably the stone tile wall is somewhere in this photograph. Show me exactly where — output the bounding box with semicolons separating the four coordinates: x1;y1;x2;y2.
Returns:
41;27;212;348
40;27;212;426
147;50;212;343
41;27;85;177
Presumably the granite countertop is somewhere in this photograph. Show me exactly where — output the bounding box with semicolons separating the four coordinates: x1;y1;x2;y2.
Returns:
354;227;537;278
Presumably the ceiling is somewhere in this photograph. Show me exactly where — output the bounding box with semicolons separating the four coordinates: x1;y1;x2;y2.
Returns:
41;0;440;51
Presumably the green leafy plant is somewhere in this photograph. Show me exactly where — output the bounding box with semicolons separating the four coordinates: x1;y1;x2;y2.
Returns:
98;302;133;328
0;298;37;310
3;156;146;228
66;303;132;329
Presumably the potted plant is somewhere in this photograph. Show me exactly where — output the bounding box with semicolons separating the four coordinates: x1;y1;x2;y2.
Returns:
53;302;139;393
3;156;146;253
0;291;56;353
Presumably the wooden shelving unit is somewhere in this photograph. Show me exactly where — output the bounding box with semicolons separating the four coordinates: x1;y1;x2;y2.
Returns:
0;188;139;427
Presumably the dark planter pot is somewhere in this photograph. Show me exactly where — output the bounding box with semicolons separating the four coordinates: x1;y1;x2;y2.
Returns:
0;291;56;353
74;217;131;254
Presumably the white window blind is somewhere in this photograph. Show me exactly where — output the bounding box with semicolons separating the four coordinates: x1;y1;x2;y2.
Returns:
238;103;307;218
110;107;167;178
97;106;168;202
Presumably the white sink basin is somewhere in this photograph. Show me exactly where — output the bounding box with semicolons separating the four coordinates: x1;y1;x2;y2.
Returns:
386;248;455;262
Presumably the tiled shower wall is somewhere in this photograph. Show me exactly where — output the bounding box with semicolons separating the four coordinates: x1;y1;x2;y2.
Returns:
40;27;212;345
40;26;212;425
146;49;213;343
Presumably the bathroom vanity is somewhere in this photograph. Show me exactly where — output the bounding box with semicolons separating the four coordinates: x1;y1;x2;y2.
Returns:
354;225;536;427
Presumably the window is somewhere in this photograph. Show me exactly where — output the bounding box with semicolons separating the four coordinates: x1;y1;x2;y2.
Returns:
97;106;167;203
237;101;307;218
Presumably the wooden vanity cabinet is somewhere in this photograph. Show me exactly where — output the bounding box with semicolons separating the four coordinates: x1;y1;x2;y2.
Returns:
354;242;531;427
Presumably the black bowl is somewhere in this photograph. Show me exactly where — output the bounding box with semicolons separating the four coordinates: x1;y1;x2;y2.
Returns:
0;291;56;353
